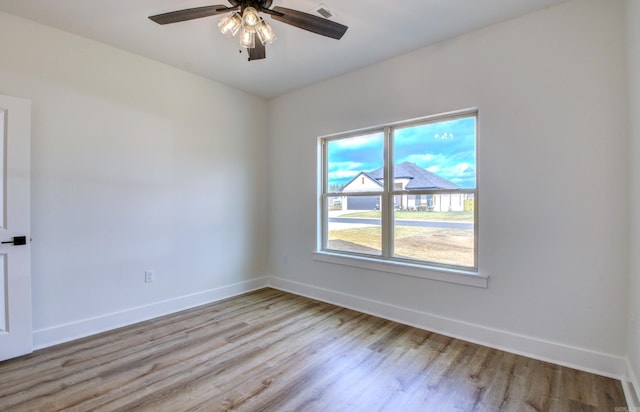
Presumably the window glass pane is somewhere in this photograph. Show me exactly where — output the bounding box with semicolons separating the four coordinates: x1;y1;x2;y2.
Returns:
393;116;476;190
321;112;478;271
327;195;381;256
393;193;475;267
327;132;384;193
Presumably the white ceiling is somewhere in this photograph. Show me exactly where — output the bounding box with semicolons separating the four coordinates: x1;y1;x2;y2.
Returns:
0;0;568;98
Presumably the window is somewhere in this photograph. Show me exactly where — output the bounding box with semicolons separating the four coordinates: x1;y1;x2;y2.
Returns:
318;110;478;275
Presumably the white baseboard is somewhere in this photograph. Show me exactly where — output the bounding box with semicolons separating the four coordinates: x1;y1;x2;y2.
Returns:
267;276;626;380
625;359;640;407
33;276;269;350
32;275;629;384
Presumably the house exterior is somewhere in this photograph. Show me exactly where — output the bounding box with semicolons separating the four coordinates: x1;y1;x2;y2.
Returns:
340;162;472;212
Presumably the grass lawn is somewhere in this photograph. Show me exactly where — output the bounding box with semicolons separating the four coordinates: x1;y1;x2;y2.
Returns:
328;226;474;267
339;210;474;222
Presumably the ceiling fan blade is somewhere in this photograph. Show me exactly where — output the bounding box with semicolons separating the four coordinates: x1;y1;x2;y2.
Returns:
149;5;234;25
248;42;266;61
271;7;348;40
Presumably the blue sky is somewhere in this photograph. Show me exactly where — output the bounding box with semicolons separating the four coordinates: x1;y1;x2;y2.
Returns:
327;116;476;189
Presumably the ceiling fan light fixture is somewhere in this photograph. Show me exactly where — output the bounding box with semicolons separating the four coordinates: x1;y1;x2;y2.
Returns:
218;12;242;37
256;18;277;45
242;7;260;28
149;1;349;62
239;26;256;49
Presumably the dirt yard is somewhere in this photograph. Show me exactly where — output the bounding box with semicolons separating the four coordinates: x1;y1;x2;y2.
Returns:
328;226;474;267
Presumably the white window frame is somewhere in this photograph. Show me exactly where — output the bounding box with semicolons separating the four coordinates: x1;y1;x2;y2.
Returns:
314;109;486;288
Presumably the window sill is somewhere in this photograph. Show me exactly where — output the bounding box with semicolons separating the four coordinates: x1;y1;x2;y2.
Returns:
312;251;488;288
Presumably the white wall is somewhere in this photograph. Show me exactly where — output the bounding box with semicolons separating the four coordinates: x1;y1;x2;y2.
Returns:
627;0;640;401
268;0;629;375
0;11;268;346
0;0;633;385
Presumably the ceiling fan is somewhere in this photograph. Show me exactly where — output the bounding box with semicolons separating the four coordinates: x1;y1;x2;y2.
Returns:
149;1;348;61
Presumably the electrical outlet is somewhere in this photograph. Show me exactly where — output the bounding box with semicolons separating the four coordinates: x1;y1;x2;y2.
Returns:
145;270;155;283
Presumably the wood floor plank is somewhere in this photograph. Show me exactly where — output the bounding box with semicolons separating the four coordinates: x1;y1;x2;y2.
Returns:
0;288;286;387
441;346;505;411
261;320;396;410
481;352;533;410
113;305;351;410
216;315;395;411
0;288;628;411
83;299;345;410
523;361;560;411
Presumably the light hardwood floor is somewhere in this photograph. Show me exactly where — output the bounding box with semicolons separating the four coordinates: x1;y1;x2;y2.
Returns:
0;288;627;411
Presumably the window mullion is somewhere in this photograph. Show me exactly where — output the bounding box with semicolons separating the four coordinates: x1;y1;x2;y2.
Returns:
382;126;393;258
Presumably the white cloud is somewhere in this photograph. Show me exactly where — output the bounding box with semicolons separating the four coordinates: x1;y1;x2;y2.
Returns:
452;163;474;175
329;170;360;180
434;132;454;140
405;153;437;164
331;133;383;149
329;161;365;171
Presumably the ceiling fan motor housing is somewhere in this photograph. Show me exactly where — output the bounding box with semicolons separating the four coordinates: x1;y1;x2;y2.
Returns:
228;0;273;11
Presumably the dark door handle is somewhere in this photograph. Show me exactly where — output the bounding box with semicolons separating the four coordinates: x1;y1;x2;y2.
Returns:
2;236;27;245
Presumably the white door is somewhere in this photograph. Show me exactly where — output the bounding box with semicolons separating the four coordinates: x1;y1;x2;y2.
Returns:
0;95;32;361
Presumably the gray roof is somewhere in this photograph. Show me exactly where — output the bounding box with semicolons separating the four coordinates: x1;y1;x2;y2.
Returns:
367;161;460;190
